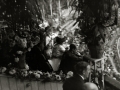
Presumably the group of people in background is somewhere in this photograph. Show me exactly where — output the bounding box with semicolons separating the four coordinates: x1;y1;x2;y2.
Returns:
0;25;100;90
24;25;75;72
27;26;86;73
26;27;99;90
0;25;90;74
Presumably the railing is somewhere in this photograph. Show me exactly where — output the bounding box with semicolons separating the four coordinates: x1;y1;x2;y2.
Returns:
0;74;120;90
0;74;63;90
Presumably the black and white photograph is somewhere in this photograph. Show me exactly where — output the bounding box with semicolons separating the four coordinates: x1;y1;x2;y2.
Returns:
0;0;120;90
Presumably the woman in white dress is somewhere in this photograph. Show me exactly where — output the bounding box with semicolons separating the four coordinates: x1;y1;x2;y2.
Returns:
50;37;65;71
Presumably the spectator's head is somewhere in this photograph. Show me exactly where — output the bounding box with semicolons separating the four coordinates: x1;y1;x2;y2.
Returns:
56;37;65;44
69;44;76;51
74;61;91;79
84;82;98;90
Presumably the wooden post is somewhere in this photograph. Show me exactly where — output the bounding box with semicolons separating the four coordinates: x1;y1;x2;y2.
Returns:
101;58;104;90
88;57;105;89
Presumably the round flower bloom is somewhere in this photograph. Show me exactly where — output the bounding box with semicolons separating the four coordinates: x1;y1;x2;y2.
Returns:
1;67;7;73
28;71;33;74
44;72;51;78
28;48;31;52
36;71;43;75
21;71;28;77
9;69;16;75
25;64;29;70
17;51;23;55
35;73;40;79
14;57;19;62
55;75;61;80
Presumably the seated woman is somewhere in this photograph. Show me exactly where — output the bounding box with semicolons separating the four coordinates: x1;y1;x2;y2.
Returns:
50;37;66;71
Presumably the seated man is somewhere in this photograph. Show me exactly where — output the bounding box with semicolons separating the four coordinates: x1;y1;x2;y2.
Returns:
60;44;83;73
84;82;98;90
63;61;91;90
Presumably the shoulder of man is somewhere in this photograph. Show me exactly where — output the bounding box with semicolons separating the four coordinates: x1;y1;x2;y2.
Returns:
63;76;85;90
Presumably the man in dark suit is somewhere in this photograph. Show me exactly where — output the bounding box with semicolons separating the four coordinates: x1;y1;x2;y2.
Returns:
60;44;83;73
26;43;53;72
63;61;91;90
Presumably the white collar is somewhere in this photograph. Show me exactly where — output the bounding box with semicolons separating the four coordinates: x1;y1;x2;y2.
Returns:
79;75;84;80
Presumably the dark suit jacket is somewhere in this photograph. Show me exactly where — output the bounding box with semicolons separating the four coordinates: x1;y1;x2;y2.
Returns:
26;45;53;72
63;74;85;90
60;51;82;73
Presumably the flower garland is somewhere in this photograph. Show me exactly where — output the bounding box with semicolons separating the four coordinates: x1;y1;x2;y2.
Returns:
0;67;73;82
0;63;120;82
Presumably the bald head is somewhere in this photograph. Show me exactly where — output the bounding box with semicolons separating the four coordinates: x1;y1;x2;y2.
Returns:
84;82;98;90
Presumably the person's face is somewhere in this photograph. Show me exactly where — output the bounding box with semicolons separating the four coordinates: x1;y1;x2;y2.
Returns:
20;38;27;48
83;65;91;79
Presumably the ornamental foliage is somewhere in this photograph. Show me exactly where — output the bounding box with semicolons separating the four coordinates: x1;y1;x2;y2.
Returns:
73;0;119;45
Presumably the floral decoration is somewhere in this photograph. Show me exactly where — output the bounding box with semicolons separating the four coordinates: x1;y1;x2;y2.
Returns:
0;67;74;82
